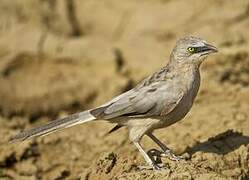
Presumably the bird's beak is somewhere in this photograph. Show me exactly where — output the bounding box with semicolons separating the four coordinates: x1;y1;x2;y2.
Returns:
203;43;218;53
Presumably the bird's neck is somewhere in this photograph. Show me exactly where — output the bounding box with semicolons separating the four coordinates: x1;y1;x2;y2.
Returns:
167;60;200;74
166;61;201;94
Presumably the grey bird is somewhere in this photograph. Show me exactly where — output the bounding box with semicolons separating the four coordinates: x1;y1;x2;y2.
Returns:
10;36;218;170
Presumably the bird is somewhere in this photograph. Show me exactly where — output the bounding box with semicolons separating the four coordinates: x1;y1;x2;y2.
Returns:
10;36;218;170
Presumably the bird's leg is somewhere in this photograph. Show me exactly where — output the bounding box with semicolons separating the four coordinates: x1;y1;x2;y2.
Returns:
147;133;184;161
133;141;163;170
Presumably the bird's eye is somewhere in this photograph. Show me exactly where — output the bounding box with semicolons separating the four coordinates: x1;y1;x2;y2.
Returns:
187;47;196;53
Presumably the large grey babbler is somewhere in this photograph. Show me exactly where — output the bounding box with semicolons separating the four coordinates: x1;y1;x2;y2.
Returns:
10;36;218;170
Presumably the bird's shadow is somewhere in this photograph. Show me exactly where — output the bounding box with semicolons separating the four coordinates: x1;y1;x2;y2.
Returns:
147;129;249;163
185;129;249;156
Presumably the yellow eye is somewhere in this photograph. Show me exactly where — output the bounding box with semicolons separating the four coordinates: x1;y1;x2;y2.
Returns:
187;47;195;53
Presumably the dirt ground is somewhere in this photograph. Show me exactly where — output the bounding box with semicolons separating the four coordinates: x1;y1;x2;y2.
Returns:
0;0;249;179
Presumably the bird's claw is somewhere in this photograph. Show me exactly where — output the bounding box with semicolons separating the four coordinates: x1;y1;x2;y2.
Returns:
152;163;165;170
161;150;185;162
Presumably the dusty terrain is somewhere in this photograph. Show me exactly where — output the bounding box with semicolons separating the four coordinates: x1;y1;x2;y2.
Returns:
0;0;249;179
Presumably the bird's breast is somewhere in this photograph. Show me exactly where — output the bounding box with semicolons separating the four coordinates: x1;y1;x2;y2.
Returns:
160;69;201;127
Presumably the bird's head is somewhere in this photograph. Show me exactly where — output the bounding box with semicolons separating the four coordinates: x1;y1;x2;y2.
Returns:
170;36;218;66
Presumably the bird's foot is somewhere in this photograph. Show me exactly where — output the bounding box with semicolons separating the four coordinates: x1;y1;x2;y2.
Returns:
161;150;185;162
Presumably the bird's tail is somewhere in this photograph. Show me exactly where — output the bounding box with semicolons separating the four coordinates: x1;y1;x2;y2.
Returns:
9;110;96;143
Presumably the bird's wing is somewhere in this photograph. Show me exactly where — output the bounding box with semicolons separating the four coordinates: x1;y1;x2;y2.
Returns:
90;81;184;120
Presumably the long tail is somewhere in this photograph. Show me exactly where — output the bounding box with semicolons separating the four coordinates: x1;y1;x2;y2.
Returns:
9;110;96;143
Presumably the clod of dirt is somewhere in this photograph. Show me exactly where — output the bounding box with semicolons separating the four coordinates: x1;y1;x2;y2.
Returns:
0;141;38;168
96;152;117;174
38;165;71;180
82;152;137;180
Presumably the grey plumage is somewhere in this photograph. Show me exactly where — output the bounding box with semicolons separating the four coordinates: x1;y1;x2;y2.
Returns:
10;36;218;170
10;111;95;143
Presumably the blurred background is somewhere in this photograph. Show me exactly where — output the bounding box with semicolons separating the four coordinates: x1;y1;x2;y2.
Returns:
0;0;248;179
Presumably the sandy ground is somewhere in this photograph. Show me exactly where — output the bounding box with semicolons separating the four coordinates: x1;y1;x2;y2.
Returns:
0;0;249;179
